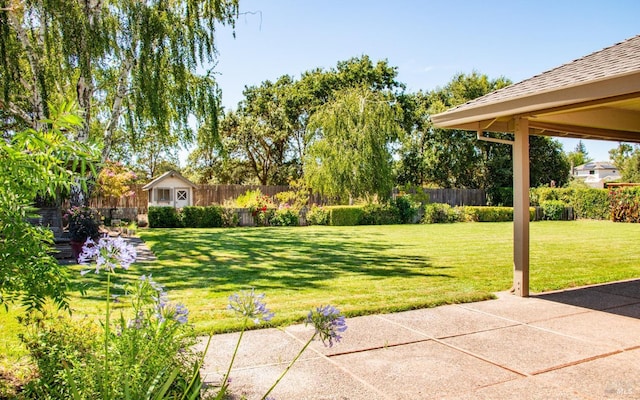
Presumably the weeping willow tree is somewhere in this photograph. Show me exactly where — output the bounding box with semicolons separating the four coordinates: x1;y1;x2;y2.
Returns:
1;0;238;202
304;87;403;203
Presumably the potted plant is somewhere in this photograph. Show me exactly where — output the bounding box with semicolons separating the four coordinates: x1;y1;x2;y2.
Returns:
64;206;101;261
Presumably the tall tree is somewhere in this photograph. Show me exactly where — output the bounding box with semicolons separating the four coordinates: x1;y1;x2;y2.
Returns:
566;140;593;170
1;0;239;176
610;143;640;182
196;55;405;185
304;87;403;202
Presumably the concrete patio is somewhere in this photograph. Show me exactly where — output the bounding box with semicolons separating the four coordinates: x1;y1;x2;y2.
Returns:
200;279;640;399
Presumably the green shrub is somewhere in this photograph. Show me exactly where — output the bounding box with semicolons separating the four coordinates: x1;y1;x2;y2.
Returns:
222;207;240;227
360;203;400;225
610;187;640;222
270;207;300;226
461;206;536;222
20;314;100;399
148;206;181;228
573;188;609;220
202;205;224;227
181;206;206;227
306;205;329;225
541;200;565;220
486;187;513;206
422;203;460;224
328;206;364;226
394;196;420;224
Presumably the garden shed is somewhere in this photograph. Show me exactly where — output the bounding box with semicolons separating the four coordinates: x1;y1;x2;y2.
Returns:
431;35;640;297
142;170;198;209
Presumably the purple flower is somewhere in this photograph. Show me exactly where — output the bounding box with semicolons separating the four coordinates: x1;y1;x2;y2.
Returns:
78;236;137;274
228;289;274;325
306;305;347;347
173;303;189;324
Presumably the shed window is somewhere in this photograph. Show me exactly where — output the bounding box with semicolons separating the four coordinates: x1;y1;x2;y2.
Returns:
157;188;171;202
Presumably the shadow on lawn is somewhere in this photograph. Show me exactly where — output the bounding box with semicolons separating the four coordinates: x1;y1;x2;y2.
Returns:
138;227;453;292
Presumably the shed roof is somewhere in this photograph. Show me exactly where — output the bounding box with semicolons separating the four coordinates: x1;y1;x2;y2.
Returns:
431;35;640;142
142;170;198;190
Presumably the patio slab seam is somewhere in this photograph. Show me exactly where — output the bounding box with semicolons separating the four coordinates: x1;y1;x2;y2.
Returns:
375;313;531;377
281;323;395;400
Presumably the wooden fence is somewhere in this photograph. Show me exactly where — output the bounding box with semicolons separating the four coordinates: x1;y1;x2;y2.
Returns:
89;185;487;214
423;188;486;207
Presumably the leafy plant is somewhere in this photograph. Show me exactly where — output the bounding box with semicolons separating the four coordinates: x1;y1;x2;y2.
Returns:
64;206;101;242
305;205;329;226
270;206;299;226
422;203;459;224
94;161;137;208
0;102;98;312
609;187;640;222
541;200;566;220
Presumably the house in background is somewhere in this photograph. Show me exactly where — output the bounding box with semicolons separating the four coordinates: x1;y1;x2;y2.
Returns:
572;161;621;188
142;170;198;209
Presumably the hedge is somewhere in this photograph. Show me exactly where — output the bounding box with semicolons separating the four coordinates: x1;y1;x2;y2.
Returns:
148;206;181;228
610;187;640;222
149;206;225;228
328;206;364;226
530;187;609;220
422;205;537;223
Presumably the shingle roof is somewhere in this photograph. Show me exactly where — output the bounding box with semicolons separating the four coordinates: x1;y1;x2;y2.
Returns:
575;161;617;171
142;170;197;190
440;35;640;114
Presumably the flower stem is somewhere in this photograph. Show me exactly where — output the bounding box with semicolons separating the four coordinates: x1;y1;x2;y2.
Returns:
103;271;112;399
217;319;246;398
260;333;317;400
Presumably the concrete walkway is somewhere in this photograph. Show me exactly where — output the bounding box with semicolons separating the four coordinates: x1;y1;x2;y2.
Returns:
200;279;640;399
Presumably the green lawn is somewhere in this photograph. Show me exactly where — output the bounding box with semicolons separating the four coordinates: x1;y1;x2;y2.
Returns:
2;220;640;360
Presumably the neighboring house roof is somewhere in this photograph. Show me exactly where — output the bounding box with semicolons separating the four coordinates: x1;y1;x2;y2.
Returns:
574;161;617;171
431;35;640;142
142;170;198;190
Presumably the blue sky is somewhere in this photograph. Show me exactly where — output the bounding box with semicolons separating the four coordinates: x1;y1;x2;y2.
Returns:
210;0;639;162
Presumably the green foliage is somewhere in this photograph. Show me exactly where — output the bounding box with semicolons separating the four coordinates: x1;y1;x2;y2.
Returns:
572;189;610;220
422;203;461;224
306;205;330;226
328;206;364;226
181;206;224;228
273;179;310;210
20;278;199;399
461;206;536;222
0;104;98;311
609;187;640;223
63;206;101;242
360;203;400;225
221;206;240;228
486;187;513;207
609;144;640;182
566;140;593;169
394;196;420;224
305;86;403;201
148;206;182;228
530;187;609;220
541;200;566;220
19;314;100;399
270;207;300;227
1;0;240;165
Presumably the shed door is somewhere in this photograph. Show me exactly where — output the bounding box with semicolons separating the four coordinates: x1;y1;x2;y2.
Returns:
175;188;190;208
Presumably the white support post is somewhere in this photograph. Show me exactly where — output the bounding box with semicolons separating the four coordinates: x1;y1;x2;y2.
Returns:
513;117;530;297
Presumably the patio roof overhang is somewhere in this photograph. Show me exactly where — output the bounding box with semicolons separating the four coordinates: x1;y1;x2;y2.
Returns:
431;71;640;142
431;35;640;297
